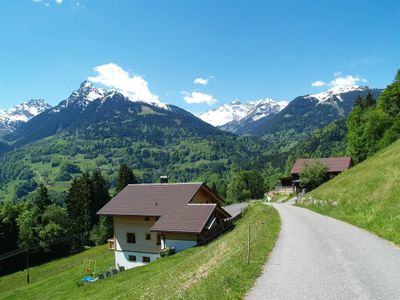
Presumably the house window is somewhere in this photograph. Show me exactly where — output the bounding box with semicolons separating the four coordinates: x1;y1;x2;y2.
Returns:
146;233;151;240
142;256;151;263
128;255;136;262
127;233;136;243
144;216;150;221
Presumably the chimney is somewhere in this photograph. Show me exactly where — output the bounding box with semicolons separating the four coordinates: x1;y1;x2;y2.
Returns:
160;176;168;184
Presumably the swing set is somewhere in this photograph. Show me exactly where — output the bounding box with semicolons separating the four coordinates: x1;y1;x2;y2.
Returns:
81;258;98;283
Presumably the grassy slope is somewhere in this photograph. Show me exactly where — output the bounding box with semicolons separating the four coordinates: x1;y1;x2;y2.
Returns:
0;202;280;299
300;139;400;246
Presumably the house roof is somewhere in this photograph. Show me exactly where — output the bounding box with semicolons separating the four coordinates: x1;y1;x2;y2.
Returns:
97;183;231;233
290;157;353;175
150;204;217;233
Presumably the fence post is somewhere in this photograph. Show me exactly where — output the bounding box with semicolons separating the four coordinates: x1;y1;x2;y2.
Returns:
26;249;30;284
247;223;250;265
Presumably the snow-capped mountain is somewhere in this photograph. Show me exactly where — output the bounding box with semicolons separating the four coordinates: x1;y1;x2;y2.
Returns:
244;85;382;136
0;99;51;135
199;98;287;128
52;81;167;114
305;85;368;103
5;81;222;147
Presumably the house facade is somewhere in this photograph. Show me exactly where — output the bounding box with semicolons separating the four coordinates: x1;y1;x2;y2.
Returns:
279;156;353;191
97;182;231;269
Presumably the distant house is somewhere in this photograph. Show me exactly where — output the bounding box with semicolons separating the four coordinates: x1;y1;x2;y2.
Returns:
279;157;353;191
97;182;231;270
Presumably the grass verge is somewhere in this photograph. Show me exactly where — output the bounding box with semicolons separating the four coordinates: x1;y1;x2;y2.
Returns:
0;202;280;299
298;139;400;246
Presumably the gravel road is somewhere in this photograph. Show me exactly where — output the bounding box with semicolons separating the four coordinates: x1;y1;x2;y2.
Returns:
247;203;400;300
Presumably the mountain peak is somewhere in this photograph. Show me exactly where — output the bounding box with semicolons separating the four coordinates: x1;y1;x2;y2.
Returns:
0;99;51;134
199;98;286;127
231;100;242;105
79;80;93;90
306;86;369;103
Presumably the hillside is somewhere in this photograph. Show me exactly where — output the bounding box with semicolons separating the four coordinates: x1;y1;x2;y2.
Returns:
0;131;272;202
0;82;272;201
0;203;280;300
300;139;400;246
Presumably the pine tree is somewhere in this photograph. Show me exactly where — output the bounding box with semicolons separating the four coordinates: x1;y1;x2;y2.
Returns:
346;104;367;163
364;92;375;108
65;173;92;249
354;95;364;108
34;183;51;214
377;69;400;118
116;164;137;194
90;169;111;225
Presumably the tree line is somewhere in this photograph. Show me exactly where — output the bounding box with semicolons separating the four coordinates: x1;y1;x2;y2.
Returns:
0;164;137;275
347;70;400;164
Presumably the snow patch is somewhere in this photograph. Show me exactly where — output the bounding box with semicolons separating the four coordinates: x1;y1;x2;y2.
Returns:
199;97;287;126
306;86;367;103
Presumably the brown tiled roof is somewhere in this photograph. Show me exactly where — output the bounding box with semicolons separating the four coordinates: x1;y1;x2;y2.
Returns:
150;204;217;233
97;183;230;233
291;157;353;175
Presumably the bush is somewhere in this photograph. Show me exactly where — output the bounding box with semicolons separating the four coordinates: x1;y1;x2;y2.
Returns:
300;161;329;191
90;216;112;245
55;171;72;181
15;180;38;198
160;247;176;257
60;162;81;174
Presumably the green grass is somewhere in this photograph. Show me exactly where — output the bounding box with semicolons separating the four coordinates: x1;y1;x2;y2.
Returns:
299;139;400;246
269;192;294;203
0;202;280;299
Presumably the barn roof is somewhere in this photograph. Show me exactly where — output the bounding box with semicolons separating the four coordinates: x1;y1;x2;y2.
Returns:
290;157;353;175
97;183;231;233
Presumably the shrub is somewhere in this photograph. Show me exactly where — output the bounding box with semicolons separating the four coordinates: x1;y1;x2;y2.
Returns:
300;161;329;191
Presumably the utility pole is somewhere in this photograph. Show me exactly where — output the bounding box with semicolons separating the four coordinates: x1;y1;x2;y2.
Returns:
25;249;30;284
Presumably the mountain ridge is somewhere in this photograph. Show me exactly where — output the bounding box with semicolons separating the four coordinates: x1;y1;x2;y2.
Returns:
199;98;287;130
0;99;51;136
233;86;382;136
3;81;227;147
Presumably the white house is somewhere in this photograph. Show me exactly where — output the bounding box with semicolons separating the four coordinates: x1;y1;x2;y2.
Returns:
97;182;231;269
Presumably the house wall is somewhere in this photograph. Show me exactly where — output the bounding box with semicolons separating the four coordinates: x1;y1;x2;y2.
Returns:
115;251;160;269
114;215;161;253
113;215;162;269
191;188;216;204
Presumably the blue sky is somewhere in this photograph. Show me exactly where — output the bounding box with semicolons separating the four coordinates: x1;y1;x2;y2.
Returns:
1;0;399;113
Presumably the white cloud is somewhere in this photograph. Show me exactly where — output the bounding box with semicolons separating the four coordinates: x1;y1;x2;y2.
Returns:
311;73;367;89
330;75;367;88
311;80;327;87
88;63;161;105
182;91;217;105
333;71;342;77
194;78;208;85
55;0;63;3
32;0;43;2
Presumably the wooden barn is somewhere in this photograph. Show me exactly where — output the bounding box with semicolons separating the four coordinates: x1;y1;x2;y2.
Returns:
279;157;353;191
